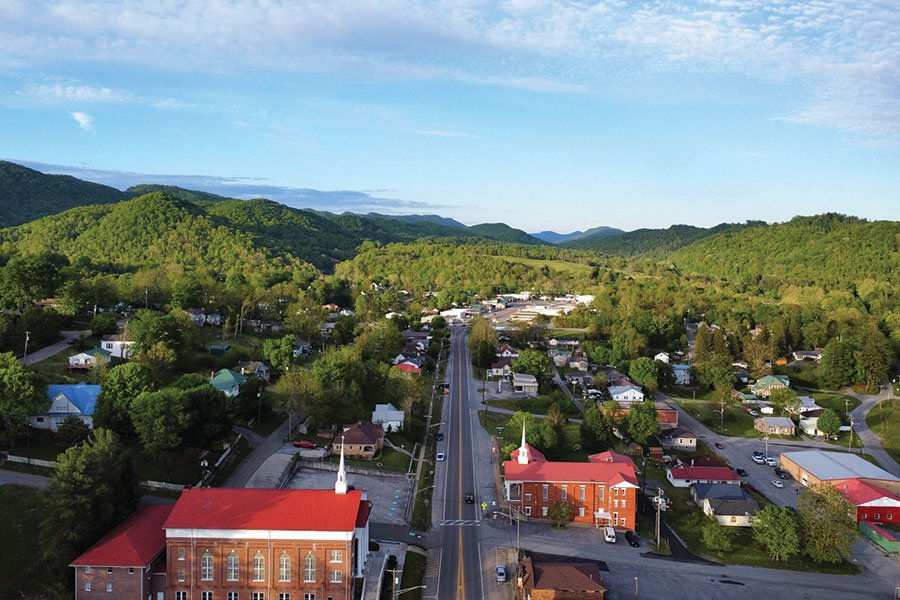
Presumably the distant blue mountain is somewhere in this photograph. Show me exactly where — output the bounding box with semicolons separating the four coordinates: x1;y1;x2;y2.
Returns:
531;226;624;244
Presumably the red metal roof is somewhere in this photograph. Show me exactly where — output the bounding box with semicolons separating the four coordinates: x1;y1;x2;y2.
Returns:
504;458;637;486
508;443;547;463
163;488;368;532
833;479;900;506
669;466;740;481
71;504;172;567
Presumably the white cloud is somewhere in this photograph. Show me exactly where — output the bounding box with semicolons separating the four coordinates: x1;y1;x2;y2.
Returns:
0;1;898;136
70;111;94;132
25;82;128;103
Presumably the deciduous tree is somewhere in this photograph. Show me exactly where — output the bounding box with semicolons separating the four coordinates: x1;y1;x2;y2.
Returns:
94;363;156;436
547;500;573;527
0;351;38;447
512;348;552;383
629;357;659;392
816;408;842;437
752;505;800;562
626;400;660;445
702;517;734;552
797;484;858;563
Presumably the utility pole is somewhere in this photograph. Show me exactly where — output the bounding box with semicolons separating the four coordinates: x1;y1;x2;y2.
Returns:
23;331;31;363
849;418;853;453
720;395;725;434
764;433;769;459
655;488;662;549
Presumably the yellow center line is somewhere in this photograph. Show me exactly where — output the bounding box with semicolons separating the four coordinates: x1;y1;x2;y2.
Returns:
455;331;467;600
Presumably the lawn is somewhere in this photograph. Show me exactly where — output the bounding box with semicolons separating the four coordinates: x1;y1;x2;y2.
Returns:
412;395;443;531
866;399;900;465
0;485;67;599
811;393;859;416
28;338;109;385
486;394;579;417
641;462;857;574
669;398;760;438
399;550;427;600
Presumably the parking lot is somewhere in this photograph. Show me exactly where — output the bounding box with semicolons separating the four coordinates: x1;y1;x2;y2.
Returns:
284;465;413;525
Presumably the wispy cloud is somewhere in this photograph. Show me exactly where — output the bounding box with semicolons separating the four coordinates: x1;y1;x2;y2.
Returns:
70;111;94;132
11;160;447;214
1;1;898;137
24;82;128;103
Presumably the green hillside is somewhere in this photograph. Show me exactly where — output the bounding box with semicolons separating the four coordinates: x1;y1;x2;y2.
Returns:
467;223;544;245
125;184;235;204
0;161;129;228
671;214;900;287
565;222;757;255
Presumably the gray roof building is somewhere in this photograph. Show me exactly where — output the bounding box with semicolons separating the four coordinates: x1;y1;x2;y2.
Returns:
782;450;899;482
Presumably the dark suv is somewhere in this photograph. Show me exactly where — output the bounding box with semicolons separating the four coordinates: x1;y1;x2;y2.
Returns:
625;531;640;547
465;492;475;504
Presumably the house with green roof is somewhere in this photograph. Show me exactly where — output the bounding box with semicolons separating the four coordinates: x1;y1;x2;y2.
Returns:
210;368;247;397
750;374;790;398
68;347;112;370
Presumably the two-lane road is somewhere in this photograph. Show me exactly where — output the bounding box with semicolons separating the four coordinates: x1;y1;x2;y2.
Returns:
436;327;485;600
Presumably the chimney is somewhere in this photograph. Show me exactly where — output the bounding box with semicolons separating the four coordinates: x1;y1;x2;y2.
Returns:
211;371;215;379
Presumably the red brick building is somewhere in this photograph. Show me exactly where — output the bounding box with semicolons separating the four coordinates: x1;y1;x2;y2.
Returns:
71;504;172;600
503;426;639;530
833;479;900;524
72;447;371;600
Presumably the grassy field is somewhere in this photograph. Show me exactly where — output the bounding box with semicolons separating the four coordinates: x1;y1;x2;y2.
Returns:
866;399;900;465
486;394;579;417
811;393;860;415
669;398;761;438
0;485;66;598
495;255;594;274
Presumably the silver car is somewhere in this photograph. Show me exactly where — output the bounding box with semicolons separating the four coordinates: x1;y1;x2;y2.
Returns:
495;565;507;582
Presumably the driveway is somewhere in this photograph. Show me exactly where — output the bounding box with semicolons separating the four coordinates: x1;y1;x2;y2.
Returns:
21;330;89;366
224;417;290;488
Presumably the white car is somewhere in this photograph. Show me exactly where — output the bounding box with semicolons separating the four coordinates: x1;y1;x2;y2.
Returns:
752;455;766;465
436;452;445;462
765;457;778;467
771;479;784;489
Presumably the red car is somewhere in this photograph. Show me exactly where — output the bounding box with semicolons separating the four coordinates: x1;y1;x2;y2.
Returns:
292;440;316;449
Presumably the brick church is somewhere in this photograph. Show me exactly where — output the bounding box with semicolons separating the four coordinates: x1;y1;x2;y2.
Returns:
71;444;371;600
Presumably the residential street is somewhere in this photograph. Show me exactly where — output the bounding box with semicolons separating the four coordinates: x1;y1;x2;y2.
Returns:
223;417;290;488
20;330;88;366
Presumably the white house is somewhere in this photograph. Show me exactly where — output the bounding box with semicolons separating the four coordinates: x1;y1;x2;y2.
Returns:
672;364;691;385
660;427;697;451
800;416;824;437
666;466;741;488
237;361;271;382
490;358;513;378
68;348;111;370
608;384;644;405
293;338;312;357
497;345;520;359
371;403;405;433
568;357;589;372
101;331;136;359
30;383;100;431
654;352;670;364
512;373;539;396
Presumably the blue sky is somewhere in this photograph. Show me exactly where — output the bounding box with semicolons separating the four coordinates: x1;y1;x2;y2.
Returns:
1;1;898;232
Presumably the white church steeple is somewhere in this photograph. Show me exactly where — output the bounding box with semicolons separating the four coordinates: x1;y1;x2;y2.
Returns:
517;422;530;465
335;435;348;494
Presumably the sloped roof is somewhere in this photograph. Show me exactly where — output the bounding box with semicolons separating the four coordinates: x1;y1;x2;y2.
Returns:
669;466;740;482
660;426;696;440
523;558;607;592
833;479;900;506
210;368;247;390
83;347;112;358
164;488;368;532
756;416;795;428
784;451;900;482
47;383;101;416
694;482;750;501
71;505;172;567
588;450;638;472
708;498;758;517
504;455;638;487
508;443;547;464
608;384;642;396
341;421;384;445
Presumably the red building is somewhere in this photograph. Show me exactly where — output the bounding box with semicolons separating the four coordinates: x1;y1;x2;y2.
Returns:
72;445;372;600
503;425;639;530
833;479;900;524
71;504;172;600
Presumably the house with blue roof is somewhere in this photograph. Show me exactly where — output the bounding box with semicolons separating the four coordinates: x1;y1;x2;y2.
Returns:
30;383;101;431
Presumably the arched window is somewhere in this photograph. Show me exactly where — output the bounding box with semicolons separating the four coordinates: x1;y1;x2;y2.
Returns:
253;551;265;582
227;551;239;581
303;552;316;583
200;551;213;581
278;552;291;582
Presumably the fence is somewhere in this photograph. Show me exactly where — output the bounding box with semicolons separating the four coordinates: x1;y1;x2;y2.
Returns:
860;521;899;553
3;454;57;468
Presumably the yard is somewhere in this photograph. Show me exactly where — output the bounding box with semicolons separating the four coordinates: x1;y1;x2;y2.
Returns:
399;549;427;600
669;397;761;438
485;393;579;417
641;461;857;574
866;399;900;465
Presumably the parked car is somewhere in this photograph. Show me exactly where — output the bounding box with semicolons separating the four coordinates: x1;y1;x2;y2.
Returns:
292;440;316;448
771;479;784;489
435;431;444;441
735;468;749;477
749;410;760;416
603;526;617;543
752;455;766;465
765;457;778;467
465;492;475;504
741;406;750;413
752;450;764;458
436;452;445;462
625;531;640;547
714;442;725;449
495;565;507;583
775;468;791;480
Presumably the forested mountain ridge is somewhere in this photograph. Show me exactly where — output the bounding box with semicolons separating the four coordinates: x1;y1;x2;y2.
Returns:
671;214;900;288
0;161;130;228
563;222;759;255
532;226;625;244
467;223;544;245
